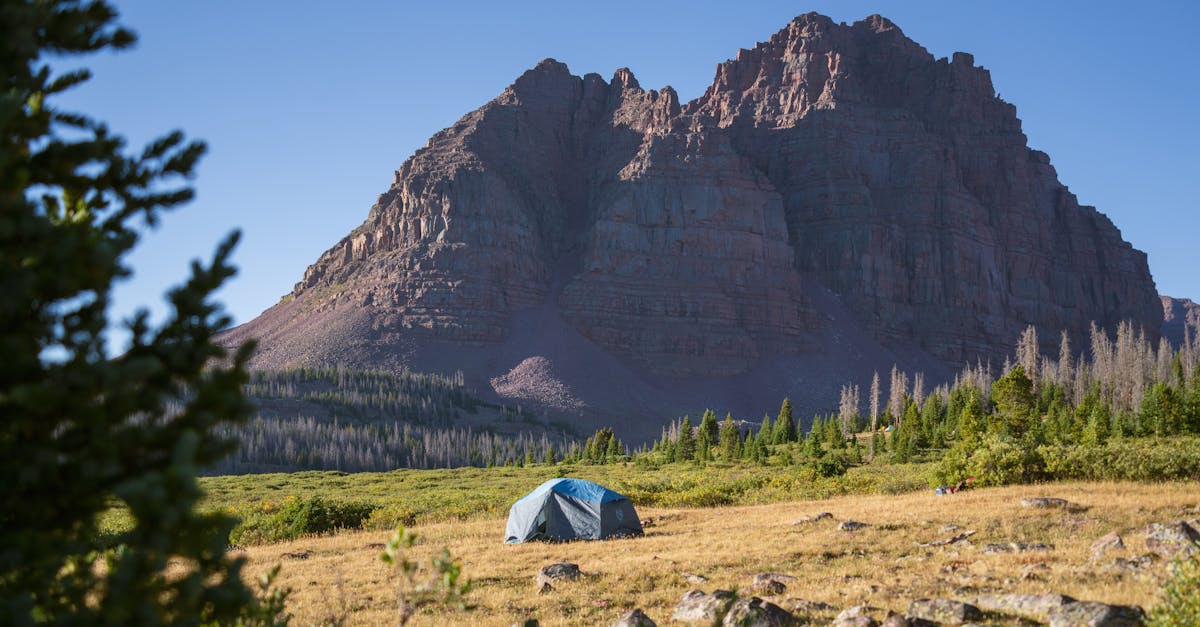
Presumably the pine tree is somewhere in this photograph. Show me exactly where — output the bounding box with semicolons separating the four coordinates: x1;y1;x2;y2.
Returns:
676;416;696;462
606;435;622;461
804;419;825;459
719;414;739;461
699;409;719;446
0;4;282;622
774;398;796;443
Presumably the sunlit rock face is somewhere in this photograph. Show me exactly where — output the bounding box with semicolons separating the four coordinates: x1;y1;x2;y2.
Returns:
222;13;1160;437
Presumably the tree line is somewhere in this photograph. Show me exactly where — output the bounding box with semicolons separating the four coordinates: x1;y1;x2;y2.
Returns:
563;321;1200;484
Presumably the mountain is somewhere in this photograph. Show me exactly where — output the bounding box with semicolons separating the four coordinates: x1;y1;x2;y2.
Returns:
1161;296;1200;348
221;13;1161;441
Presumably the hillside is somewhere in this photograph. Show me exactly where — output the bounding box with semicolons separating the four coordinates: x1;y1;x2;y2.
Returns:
206;368;576;474
220;12;1161;440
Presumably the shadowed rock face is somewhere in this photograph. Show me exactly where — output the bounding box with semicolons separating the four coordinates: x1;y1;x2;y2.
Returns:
222;13;1161;438
1161;296;1200;348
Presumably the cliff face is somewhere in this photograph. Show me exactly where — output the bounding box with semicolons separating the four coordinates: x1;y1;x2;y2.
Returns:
1161;296;1200;348
223;13;1162;437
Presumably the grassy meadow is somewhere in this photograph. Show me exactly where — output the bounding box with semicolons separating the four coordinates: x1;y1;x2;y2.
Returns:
172;460;933;543
233;481;1200;626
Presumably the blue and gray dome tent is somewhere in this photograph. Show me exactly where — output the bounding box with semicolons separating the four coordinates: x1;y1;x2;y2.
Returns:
504;478;643;543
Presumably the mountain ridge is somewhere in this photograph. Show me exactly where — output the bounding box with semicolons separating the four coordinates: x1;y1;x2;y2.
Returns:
221;13;1161;440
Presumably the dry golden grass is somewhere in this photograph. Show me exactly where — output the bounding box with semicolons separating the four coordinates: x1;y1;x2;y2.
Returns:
241;481;1199;626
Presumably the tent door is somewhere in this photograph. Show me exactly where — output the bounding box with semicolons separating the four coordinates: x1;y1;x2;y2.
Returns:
534;507;547;539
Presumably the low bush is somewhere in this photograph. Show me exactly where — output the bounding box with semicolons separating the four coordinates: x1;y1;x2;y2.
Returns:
1040;436;1200;481
1147;545;1200;626
231;496;378;545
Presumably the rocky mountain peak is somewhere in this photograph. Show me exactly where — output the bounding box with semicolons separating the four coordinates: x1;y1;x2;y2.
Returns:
224;13;1163;440
610;67;640;91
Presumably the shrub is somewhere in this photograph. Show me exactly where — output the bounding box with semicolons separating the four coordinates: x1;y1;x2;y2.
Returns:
965;434;1044;486
807;457;846;478
1147;545;1200;626
1040;437;1200;481
232;497;377;545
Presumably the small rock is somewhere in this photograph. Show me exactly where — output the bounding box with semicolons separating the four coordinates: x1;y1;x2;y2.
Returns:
907;599;982;624
536;562;581;587
511;620;539;627
537;581;553;594
672;589;736;625
917;530;976;548
682;572;710;584
982;542;1053;554
752;573;797;595
1021;497;1070;509
793;512;834;525
880;612;909;627
966;594;1076;623
940;524;962;533
1144;521;1200;559
613;608;657;627
834;606;882;627
721;597;796;626
839;520;870;532
1089;532;1125;560
1020;562;1051;581
1107;553;1156;573
782;599;838;615
1047;601;1144;627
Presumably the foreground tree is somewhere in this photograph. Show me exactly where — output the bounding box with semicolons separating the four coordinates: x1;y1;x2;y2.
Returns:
0;2;274;623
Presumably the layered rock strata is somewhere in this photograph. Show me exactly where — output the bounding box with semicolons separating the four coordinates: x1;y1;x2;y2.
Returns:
223;13;1162;433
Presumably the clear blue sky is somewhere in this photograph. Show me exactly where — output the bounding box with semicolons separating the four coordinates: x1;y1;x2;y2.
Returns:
63;1;1198;353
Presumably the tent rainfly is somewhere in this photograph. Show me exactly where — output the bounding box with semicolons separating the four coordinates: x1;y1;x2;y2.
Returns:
504;478;643;544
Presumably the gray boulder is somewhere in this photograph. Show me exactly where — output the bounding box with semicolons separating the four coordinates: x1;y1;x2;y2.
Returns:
1089;532;1125;560
1144;521;1200;559
1047;601;1144;627
613;608;656;627
535;562;581;587
751;573;797;595
906;599;982;624
833;605;883;627
966;594;1076;622
722;597;796;626
1021;497;1070;509
839;520;870;532
673;589;736;625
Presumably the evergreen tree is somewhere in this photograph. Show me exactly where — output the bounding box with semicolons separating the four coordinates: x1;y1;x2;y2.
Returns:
719;414;739;460
606;435;622;461
991;365;1037;438
676;416;696;462
804;421;824;459
774;398;797;443
699;409;719;446
696;422;712;462
824;414;845;449
957;391;984;447
0;3;285;622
